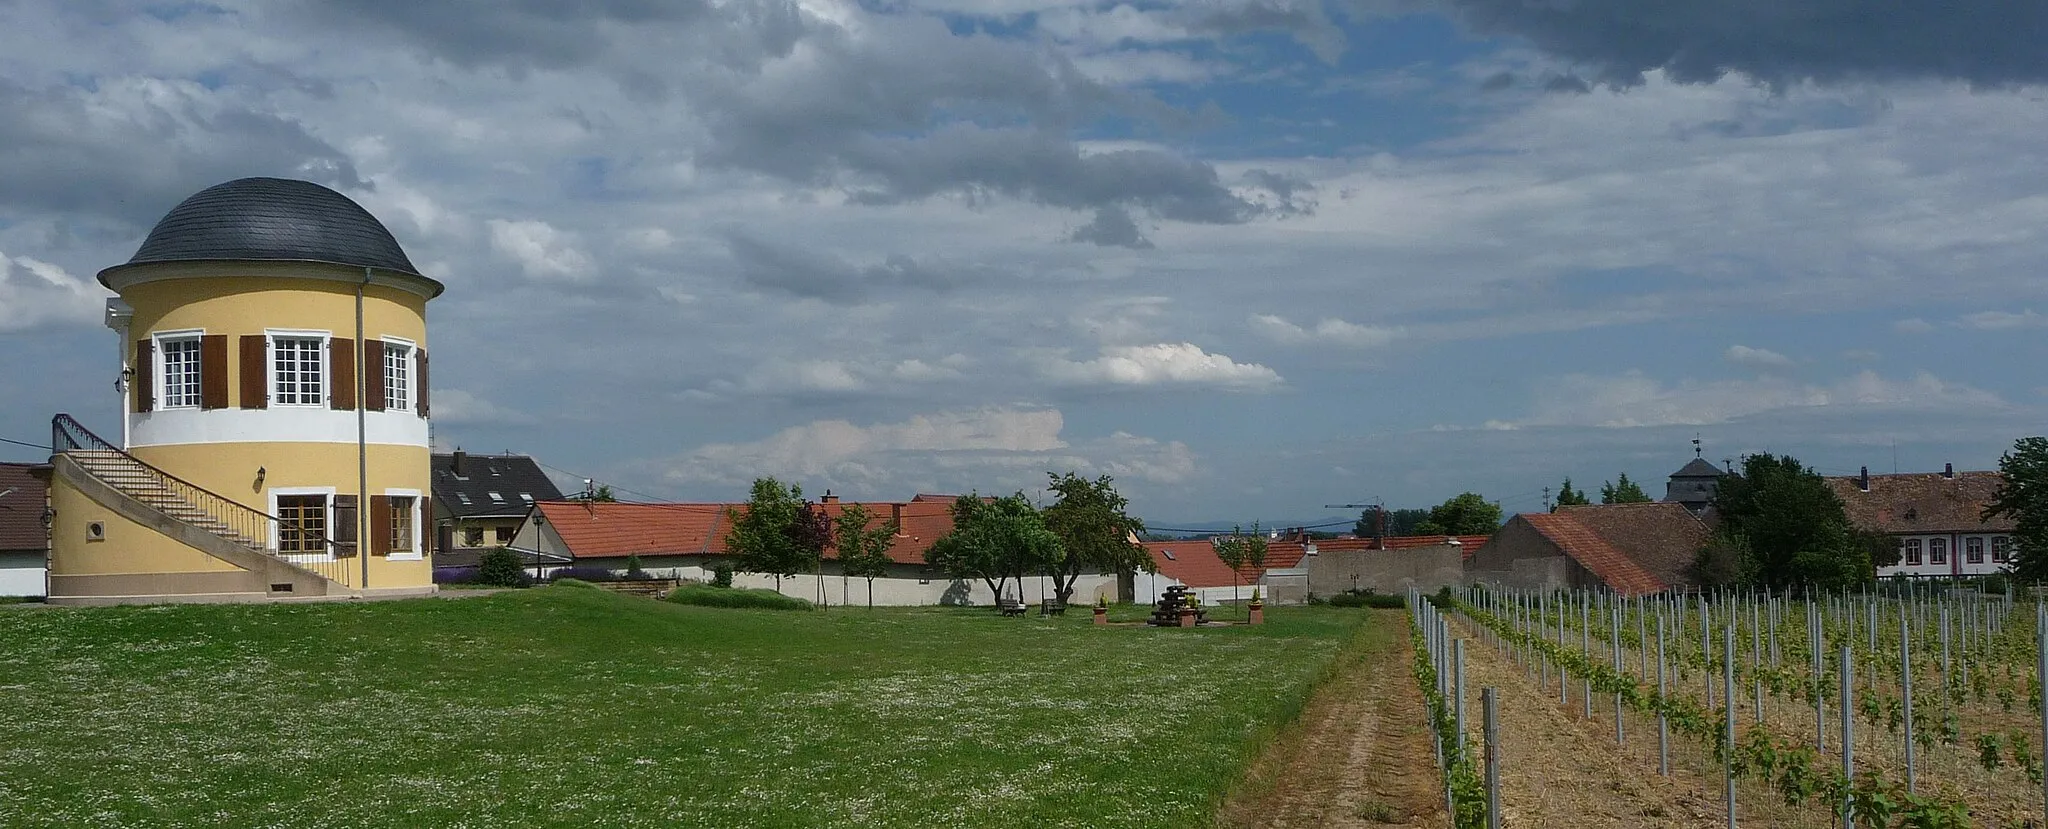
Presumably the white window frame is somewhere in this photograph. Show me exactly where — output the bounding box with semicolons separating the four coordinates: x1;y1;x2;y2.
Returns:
268;330;330;407
269;486;337;563
1903;538;1921;566
1928;537;1948;565
154;329;205;410
382;336;415;413
1993;535;2011;563
1965;536;1984;564
385;487;424;561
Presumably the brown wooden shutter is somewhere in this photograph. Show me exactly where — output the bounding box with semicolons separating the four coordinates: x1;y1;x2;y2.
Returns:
133;339;153;412
364;339;387;412
369;495;392;555
332;495;359;558
330;337;356;410
199;335;228;410
239;335;268;409
416;349;429;417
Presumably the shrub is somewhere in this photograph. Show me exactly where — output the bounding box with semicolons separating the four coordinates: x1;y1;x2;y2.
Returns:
625;554;648;580
432;566;479;585
552;578;599;589
476;547;532;588
548;566;618;583
1327;588;1406;609
665;584;812;611
1429;585;1455;609
1981;572;2010;596
710;561;735;588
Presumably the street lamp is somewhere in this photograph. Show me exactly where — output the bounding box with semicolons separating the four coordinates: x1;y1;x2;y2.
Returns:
531;513;547;582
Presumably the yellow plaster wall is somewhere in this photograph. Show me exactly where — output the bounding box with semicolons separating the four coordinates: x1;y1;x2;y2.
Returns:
48;475;241;575
120;266;428;410
132;442;433;588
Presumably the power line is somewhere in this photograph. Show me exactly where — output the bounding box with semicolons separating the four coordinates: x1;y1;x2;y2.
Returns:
0;436;50;451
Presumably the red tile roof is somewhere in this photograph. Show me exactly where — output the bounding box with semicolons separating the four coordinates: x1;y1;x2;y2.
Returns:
1520;511;1667;596
0;463;48;552
534;499;959;566
1144;539;1310;588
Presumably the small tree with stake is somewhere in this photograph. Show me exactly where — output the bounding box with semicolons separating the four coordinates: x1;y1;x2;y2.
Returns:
835;503;898;608
1211;522;1268;620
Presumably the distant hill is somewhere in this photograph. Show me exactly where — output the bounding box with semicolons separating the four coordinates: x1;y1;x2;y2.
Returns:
1141;516;1356;539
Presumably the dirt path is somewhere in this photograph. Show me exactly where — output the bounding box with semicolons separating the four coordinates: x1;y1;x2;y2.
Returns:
1449;618;1831;829
1220;610;1447;829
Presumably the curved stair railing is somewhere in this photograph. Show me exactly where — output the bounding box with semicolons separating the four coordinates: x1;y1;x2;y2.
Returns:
52;413;354;589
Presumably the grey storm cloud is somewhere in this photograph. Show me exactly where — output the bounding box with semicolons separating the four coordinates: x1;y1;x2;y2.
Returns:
1436;0;2048;89
1184;0;1348;63
290;0;1280;235
1067;206;1154;249
0;78;362;229
725;233;995;302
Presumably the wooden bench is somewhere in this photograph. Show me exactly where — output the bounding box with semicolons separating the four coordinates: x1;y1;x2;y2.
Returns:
1039;600;1066;617
997;597;1027;617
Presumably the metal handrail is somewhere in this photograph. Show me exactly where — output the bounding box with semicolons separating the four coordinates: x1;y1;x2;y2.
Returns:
51;413;353;587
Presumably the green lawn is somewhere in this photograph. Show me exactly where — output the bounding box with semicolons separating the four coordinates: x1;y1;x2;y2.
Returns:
0;589;1370;827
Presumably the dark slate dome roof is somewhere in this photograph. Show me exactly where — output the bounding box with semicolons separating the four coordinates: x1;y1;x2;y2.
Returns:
125;177;422;276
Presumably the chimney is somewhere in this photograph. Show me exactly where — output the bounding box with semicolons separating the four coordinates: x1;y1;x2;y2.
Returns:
452;449;466;476
1943;462;1954;479
1858;466;1869;492
821;490;839;505
890;502;903;533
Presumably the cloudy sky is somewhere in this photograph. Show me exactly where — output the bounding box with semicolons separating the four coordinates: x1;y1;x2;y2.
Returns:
3;0;2046;526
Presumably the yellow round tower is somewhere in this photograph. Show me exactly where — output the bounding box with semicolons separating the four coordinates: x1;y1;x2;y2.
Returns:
46;177;443;603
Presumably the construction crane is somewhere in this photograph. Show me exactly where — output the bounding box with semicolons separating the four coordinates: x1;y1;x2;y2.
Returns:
1324;499;1385;549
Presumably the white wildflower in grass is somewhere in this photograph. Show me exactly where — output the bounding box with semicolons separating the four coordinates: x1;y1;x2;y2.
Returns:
0;590;1364;827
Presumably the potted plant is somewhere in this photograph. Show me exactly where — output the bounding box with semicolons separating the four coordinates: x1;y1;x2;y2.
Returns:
1093;593;1109;625
1178;592;1200;627
1247;586;1265;625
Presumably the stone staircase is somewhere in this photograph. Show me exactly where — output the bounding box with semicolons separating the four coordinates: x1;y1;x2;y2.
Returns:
67;450;268;549
50;414;350;597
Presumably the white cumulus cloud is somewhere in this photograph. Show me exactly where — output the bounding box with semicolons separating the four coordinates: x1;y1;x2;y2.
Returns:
0;251;105;332
1040;342;1283;389
1723;344;1793;370
488;219;595;281
1520;369;2003;428
1957;309;2047;330
1249;314;1403;348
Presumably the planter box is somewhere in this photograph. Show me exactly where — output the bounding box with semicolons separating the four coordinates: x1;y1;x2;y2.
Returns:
1248;604;1264;625
1176;607;1197;628
1092;608;1108;625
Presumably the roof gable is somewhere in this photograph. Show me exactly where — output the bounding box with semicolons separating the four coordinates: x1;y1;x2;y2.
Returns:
1554;502;1711;589
1519;511;1667;596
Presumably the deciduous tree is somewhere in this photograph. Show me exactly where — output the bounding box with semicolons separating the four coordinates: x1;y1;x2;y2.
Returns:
925;493;1061;605
834;503;898;608
1412;493;1502;536
1709;453;1868;590
725;478;828;592
1353;507;1431;538
1041;472;1152;607
1984;436;2048;582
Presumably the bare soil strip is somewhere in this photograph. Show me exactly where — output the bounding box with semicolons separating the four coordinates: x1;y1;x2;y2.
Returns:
1220;611;1448;829
1451;618;1833;829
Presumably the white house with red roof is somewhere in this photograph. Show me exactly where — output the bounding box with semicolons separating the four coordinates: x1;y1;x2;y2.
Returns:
506;494;1123;607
